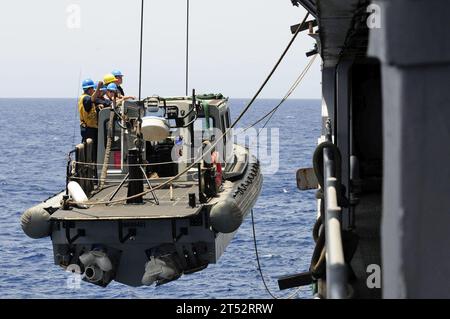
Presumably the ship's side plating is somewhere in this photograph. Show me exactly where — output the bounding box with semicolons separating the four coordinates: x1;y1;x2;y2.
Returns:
290;0;450;299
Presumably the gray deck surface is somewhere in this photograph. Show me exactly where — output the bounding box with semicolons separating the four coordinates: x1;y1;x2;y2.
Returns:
51;182;202;221
350;193;382;299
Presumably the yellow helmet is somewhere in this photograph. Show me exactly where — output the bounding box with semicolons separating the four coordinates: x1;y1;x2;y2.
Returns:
103;73;118;85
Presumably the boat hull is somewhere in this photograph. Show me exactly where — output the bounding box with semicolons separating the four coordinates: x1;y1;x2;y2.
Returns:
46;152;262;287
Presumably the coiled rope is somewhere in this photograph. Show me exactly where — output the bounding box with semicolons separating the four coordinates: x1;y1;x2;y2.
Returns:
99;101;117;190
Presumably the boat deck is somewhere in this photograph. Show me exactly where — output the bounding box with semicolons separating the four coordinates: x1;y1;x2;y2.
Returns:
51;182;202;221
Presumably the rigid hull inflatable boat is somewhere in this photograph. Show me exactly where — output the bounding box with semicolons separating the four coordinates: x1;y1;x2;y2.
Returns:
21;94;262;287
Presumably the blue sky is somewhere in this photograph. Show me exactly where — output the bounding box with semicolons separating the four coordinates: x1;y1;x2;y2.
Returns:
0;0;321;99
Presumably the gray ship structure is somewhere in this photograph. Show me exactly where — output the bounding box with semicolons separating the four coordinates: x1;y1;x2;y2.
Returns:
278;0;450;299
21;94;262;287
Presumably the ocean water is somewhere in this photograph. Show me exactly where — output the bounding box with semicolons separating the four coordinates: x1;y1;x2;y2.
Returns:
0;98;320;299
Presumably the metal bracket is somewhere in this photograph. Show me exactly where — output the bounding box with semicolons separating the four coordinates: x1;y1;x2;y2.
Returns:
278;272;314;290
290;19;318;34
296;167;319;190
118;221;137;243
64;222;85;244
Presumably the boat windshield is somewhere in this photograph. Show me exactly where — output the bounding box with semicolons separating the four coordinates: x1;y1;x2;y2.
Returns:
194;117;215;140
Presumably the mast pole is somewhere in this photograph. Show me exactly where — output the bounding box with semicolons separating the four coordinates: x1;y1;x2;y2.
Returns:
185;0;190;96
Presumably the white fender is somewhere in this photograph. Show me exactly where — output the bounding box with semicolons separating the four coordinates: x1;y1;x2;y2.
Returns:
21;191;65;239
67;181;88;208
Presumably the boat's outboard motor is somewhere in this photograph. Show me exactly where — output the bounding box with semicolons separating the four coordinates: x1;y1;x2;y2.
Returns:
79;250;114;286
142;256;180;286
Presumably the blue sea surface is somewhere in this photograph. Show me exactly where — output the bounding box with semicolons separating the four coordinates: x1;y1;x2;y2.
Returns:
0;98;320;299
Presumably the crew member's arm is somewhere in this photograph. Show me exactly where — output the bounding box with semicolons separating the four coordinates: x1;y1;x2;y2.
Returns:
90;81;104;102
82;96;94;113
95;99;111;109
94;98;111;110
117;96;136;103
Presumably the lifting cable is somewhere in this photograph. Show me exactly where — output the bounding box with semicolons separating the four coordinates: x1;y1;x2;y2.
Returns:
243;53;317;133
185;0;190;96
138;0;145;101
68;11;310;206
251;209;301;299
250;54;318;300
231;13;309;127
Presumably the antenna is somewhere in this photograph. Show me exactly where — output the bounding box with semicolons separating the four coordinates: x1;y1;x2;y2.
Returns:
138;0;145;101
185;0;190;96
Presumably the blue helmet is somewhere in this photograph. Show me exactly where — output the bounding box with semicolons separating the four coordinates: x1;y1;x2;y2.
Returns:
107;83;118;92
94;81;107;92
111;69;123;77
82;78;95;90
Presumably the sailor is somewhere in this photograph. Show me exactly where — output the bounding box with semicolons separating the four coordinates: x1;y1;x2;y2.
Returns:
79;78;104;161
211;148;223;188
105;82;119;102
94;81;111;108
201;140;222;196
105;83;135;104
111;69;126;96
111;69;137;100
103;73;119;88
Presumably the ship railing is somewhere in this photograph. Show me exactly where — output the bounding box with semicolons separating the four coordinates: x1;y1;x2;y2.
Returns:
323;126;348;299
71;160;180;167
68;153;212;193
